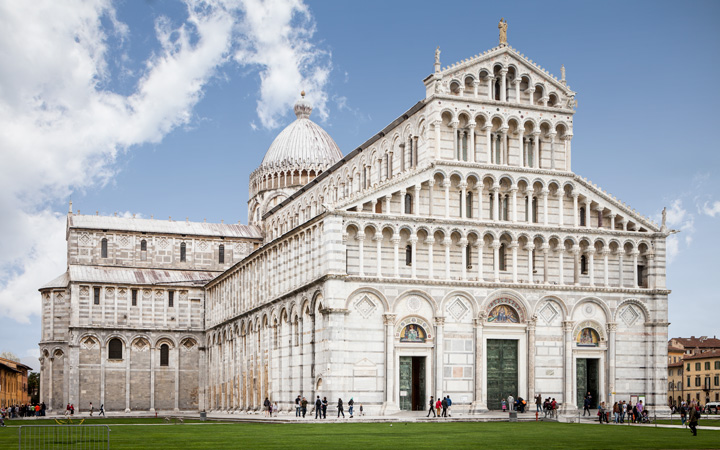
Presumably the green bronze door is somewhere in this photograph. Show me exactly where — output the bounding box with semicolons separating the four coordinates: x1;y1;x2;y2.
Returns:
399;357;412;411
486;339;518;410
577;358;599;408
576;358;587;407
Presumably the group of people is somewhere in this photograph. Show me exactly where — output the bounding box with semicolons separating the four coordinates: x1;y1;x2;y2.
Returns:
539;396;559;417
293;395;361;419
426;395;453;417
0;402;46;421
501;395;528;413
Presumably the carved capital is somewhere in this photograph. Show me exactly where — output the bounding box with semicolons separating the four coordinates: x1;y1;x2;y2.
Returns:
562;320;574;332
606;322;618;333
383;313;397;325
435;317;446;326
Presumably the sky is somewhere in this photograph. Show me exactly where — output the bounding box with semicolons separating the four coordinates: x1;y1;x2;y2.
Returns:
0;0;719;371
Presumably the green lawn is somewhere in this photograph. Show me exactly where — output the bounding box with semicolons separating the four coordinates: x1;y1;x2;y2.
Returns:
1;420;718;449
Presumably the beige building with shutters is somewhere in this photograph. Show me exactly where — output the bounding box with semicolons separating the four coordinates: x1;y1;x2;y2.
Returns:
39;30;671;415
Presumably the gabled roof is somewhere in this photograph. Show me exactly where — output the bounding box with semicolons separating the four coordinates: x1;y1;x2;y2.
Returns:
63;265;220;287
68;214;262;239
41;272;69;290
435;44;575;96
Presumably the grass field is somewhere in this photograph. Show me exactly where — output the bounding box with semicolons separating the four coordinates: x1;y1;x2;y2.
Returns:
1;419;718;449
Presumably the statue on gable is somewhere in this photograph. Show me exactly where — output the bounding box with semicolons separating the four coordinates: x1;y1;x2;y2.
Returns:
566;95;578;110
434;78;446;94
435;46;441;65
498;18;508;46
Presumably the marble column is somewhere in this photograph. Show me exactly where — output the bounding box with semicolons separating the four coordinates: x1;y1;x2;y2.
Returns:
528;317;537;399
475;242;484;281
410;235;418;279
607;322;617;406
426;237;435;279
392;237;400;278
526;244;535;284
542;245;550;284
382;313;397;413
443;181;451;218
434;121;441;158
572;246;581;286
491;241;501;282
428;180;435;216
357;232;365;277
435;317;445;399
375;235;383;278
541;189;549;226
510;187;518;223
444;238;452;280
510;241;519;283
468;123;476;162
557;192;565;227
471;316;486;413
460;182;468;218
562;321;575;411
558;248;565;285
413;185;421;216
602;249;610;287
460;238;468;281
572;193;579;228
587;248;596;286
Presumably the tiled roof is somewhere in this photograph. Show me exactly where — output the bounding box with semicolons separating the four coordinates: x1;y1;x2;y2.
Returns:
69;214;262;239
41;272;69;289
683;349;720;360
670;337;720;349
66;265;220;286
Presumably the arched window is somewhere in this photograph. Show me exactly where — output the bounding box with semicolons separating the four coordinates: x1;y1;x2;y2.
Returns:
108;338;122;360
494;134;502;164
579;207;586;226
458;192;463;217
140;240;147;251
219;244;225;264
461;131;468;161
489;193;494;220
405;244;412;266
466;245;472;268
499;243;507;271
502;195;509;221
527;139;534;167
180;242;186;262
101;238;108;258
581;255;588;274
494;78;501;100
160;344;169;367
404;194;413;214
466;192;473;218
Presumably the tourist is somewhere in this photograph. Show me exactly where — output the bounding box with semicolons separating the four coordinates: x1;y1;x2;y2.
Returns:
621;401;627;423
89;402;94;417
301;397;308;418
99;404;105;417
295;395;301;417
636;400;644;419
598;402;606;424
348;398;354;418
550;398;557;418
689;404;700;436
314;396;322;419
337;398;345;418
680;403;687;426
435;397;441;417
501;398;507;412
441;396;448;417
322;397;328;419
446;395;452;417
507;395;514;412
359;404;364;416
535;394;542;413
626;401;633;423
631;402;638;423
427;396;436;417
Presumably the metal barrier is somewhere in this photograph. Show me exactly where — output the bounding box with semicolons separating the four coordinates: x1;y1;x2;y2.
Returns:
18;425;110;450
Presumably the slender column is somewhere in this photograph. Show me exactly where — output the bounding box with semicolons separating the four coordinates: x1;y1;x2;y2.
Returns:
149;344;155;411
500;69;508;102
631;249;640;288
384;195;392;215
525;189;533;223
585;202;591;228
383;313;397;411
435;317;446;398
492;186;500;221
375;235;383;278
557;192;564;226
473;80;480;98
477;186;483;220
468;124;476;162
542;244;550;284
175;346;180;411
562;321;575;410
527;87;535;105
392;237;400;278
541;189;549;226
514;79;521;102
460;182;467;218
444;238;452;279
522;137;529;167
485;76;493;100
451;121;460;160
602;249;610;286
526;244;534;284
460;238;468;281
125;345;131;412
371;199;377;214
400;188;407;215
472;317;485;412
426;237;435;279
491;241;501;282
434;121;441;158
558;248;565;285
500;128;508;165
587;248;596;286
475;242;484;281
609;213;616;230
528;317;537;401
572;193;579;227
607;323;618;405
548;132;556;170
357;232;365;277
516;129;524;166
572;246;581;285
532;133;540;169
618;251;625;287
413;185;421;216
565;134;573;171
510;241;518;283
620;218;627;232
510;187;518;223
595;206;604;228
428;180;435;216
443;181;451;218
484;125;492;163
410;235;418;279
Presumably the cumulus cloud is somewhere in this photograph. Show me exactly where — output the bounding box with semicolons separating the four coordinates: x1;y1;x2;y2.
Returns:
662;199;695;264
234;0;332;129
0;0;331;323
700;200;720;218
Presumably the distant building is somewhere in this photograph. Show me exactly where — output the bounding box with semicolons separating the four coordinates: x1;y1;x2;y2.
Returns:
0;356;32;407
39;27;671;414
669;336;720;357
666;336;720;406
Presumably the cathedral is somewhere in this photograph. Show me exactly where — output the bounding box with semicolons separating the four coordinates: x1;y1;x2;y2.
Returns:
38;30;670;415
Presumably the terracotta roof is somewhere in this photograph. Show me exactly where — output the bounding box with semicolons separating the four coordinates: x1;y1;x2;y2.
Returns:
668;361;683;368
0;357;32;371
668;346;685;352
670;337;720;349
683;349;720;360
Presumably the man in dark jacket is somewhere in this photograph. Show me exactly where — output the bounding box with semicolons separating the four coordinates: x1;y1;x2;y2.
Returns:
583;393;591;416
337;398;345;418
441;397;448;417
314;396;322;419
689;406;700;436
295;395;301;417
427;396;436;417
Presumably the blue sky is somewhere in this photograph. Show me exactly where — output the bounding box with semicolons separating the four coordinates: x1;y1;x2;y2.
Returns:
0;0;718;370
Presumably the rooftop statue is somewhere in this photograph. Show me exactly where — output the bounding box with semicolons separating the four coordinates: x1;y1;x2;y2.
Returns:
499;18;508;46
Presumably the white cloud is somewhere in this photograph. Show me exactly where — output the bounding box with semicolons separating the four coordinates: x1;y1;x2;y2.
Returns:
661;199;695;263
700;200;720;218
234;0;332;129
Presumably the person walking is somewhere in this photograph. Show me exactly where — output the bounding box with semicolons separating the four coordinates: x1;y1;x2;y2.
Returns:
99;404;105;417
689;404;700;436
272;402;278;417
322;397;328;419
427;396;436;417
89;402;94;417
337;398;345;418
598;402;606;424
583;394;591;416
441;396;448;417
295;395;301;417
535;394;542;413
435;397;441;417
446;395;452;417
314;396;322;419
301;397;308;418
348;398;354;418
263;397;271;417
359;404;364;416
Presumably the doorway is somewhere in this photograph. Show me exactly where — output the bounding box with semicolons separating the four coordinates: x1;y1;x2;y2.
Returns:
576;358;599;408
486;339;518;410
399;356;426;411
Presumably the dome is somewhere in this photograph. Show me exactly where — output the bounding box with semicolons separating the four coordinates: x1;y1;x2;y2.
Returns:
259;93;342;170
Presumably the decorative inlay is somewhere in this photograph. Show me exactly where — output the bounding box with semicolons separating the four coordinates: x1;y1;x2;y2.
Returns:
158;238;168;249
485;298;525;323
582;303;595;318
198;241;209;251
143;290;152;299
407;297;421;312
133;338;149;351
181;338;196;350
118;288;126;298
119;235;130;247
79;286;89;297
355;296;376;319
395;316;432;340
105;287;114;296
539;303;559;324
448;298;469;321
81;336;98;349
79;233;90;245
620;305;640;327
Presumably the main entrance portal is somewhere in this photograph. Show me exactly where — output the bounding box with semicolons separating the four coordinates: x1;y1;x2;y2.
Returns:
399;356;425;411
576;358;599;408
487;339;518;410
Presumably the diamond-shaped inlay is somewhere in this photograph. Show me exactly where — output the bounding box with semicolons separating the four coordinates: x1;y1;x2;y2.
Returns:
407;297;421;312
355;296;376;318
448;298;469;321
158;238;168;249
79;233;90;245
119;235;130;247
539;303;559;324
198;241;209;251
620;305;639;327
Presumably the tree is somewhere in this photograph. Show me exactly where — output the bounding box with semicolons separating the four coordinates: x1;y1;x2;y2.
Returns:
28;372;40;404
0;351;20;362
